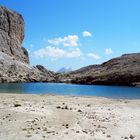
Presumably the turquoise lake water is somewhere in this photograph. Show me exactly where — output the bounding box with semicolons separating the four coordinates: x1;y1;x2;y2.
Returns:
0;83;140;99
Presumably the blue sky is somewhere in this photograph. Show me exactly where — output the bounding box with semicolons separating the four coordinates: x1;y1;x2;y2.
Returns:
1;0;140;71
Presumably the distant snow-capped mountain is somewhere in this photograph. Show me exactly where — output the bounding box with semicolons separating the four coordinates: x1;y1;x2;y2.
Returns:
57;67;72;73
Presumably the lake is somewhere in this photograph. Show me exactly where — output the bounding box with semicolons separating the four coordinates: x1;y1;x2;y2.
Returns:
0;83;140;99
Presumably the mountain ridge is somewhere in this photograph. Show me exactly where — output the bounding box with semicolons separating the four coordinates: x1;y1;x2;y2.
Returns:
0;6;140;87
56;53;140;87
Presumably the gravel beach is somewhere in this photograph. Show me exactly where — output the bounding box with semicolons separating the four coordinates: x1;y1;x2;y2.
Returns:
0;94;140;140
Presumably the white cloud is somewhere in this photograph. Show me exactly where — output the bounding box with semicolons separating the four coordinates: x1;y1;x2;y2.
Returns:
105;48;113;55
87;53;100;59
82;31;92;37
48;35;79;47
66;48;81;58
34;46;81;59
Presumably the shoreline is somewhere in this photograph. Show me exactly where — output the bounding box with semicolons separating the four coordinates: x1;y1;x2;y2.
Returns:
1;92;140;100
0;93;140;140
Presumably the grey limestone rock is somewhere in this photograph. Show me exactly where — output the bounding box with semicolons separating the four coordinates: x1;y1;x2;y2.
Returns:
0;6;29;64
0;6;55;83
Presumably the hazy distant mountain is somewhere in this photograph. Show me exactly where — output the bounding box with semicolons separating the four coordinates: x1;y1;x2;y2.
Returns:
57;67;72;73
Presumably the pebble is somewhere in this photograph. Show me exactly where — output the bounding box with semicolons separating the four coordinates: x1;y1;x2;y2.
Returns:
107;135;111;138
56;106;61;109
14;103;21;107
130;134;135;139
124;136;128;139
77;109;82;113
26;135;32;137
65;106;68;110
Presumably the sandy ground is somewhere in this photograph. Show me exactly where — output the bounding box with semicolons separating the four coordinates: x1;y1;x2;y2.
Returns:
0;94;140;140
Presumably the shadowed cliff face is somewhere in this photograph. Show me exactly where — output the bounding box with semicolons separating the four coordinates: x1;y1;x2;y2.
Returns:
57;53;140;87
0;6;29;64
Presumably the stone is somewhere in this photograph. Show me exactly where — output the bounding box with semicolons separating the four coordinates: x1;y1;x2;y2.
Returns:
130;134;135;139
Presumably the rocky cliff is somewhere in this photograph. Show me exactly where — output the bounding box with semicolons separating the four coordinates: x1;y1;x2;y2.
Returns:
0;6;29;63
0;6;55;83
57;53;140;86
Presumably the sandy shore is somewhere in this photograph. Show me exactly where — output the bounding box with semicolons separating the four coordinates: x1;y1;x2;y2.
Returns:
0;94;140;140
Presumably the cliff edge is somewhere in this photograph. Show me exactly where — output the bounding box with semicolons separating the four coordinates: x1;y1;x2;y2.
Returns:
0;6;29;63
0;6;55;83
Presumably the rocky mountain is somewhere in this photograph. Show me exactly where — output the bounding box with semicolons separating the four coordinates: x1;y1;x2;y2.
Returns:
57;67;72;73
57;53;140;86
0;6;55;83
0;6;140;86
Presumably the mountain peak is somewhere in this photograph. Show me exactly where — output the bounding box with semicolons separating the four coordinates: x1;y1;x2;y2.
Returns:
57;67;72;73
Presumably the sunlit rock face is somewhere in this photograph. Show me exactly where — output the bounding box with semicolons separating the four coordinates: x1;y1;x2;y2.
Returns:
0;6;29;64
0;6;55;83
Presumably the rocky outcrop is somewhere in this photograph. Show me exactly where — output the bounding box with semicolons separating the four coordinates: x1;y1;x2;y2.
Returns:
35;65;55;81
0;6;29;63
57;53;140;86
0;50;55;83
0;6;55;83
